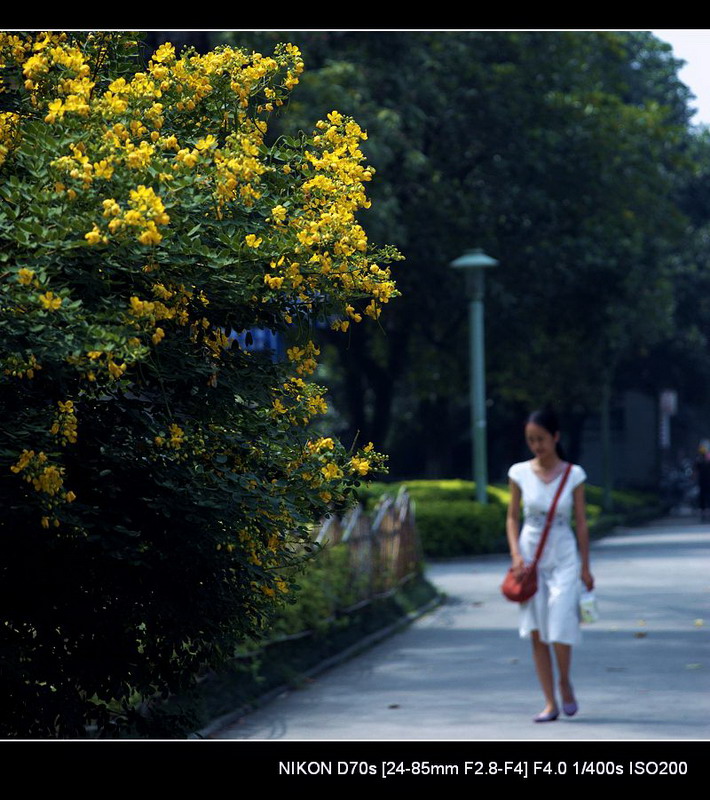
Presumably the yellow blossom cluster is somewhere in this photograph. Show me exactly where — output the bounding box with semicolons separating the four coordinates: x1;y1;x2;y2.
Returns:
270;376;329;426
289;436;377;497
275;111;401;322
50;400;78;445
9;448;76;528
79;349;128;383
38;291;62;311
94;185;170;246
262;254;309;294
154;423;185;450
0;34;306;259
0;32;32;72
52;142;115;190
349;456;371;476
17;268;37;286
124;283;200;350
286;341;320;376
293;111;372;258
151;421;211;468
0;111;21;168
1;32;93;122
321;462;343;480
213;126;267;210
306;437;335;454
2;351;42;380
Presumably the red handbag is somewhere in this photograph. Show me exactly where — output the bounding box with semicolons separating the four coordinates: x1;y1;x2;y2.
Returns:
501;462;573;603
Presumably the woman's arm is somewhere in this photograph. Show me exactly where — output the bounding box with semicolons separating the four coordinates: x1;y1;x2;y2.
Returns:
506;479;525;575
573;483;594;590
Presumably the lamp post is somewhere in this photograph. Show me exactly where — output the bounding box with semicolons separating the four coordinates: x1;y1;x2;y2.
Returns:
450;248;499;504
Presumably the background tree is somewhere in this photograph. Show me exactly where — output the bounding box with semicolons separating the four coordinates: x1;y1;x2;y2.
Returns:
218;31;696;481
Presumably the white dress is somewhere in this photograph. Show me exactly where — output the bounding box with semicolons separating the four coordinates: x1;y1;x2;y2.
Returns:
507;460;587;646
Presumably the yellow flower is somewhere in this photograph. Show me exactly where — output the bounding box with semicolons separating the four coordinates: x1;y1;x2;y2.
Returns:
107;359;126;379
152;327;165;345
245;234;262;248
17;268;35;285
168;423;184;448
138;223;162;246
321;462;343;480
10;449;34;474
195;134;216;151
175;148;198;168
93;159;114;180
350;457;371;476
84;225;104;246
39;291;62;310
270;204;287;223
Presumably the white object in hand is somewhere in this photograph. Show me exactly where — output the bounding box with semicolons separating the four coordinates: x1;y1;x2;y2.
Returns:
579;589;599;623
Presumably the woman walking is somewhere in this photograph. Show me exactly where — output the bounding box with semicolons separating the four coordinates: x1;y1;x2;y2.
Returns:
506;408;594;722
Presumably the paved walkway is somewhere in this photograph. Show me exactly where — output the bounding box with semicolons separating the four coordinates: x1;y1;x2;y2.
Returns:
210;517;710;740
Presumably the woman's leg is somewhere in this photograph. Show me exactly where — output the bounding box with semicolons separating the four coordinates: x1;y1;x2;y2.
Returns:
531;631;557;712
553;642;577;712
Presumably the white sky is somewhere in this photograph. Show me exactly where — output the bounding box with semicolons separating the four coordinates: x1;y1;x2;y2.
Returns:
651;29;710;126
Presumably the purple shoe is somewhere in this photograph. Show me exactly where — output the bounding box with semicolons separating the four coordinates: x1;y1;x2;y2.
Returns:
563;700;578;717
560;682;578;716
533;709;559;723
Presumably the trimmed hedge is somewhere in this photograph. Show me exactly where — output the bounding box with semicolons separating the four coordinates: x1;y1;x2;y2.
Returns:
358;479;664;557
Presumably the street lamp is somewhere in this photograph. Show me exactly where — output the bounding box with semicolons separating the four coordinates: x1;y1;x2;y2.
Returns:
450;248;499;504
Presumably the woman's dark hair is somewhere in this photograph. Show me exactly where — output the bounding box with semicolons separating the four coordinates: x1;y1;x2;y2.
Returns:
527;408;566;459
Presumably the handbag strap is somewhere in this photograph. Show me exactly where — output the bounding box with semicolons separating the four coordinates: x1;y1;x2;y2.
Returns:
531;462;573;567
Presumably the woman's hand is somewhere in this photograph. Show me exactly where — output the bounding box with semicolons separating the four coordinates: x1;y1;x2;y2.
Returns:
511;553;526;578
581;566;594;591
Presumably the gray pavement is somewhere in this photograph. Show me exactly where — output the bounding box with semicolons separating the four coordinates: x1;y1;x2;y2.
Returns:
210;517;710;740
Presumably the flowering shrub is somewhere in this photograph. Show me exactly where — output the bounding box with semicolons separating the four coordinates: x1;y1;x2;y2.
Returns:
0;31;401;736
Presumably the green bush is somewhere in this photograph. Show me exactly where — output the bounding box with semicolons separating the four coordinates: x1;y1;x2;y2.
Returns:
259;543;368;640
414;499;506;556
358;480;507;556
0;32;399;738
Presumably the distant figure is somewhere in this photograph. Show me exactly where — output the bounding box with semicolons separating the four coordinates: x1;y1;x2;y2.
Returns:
506;408;594;723
693;444;710;522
